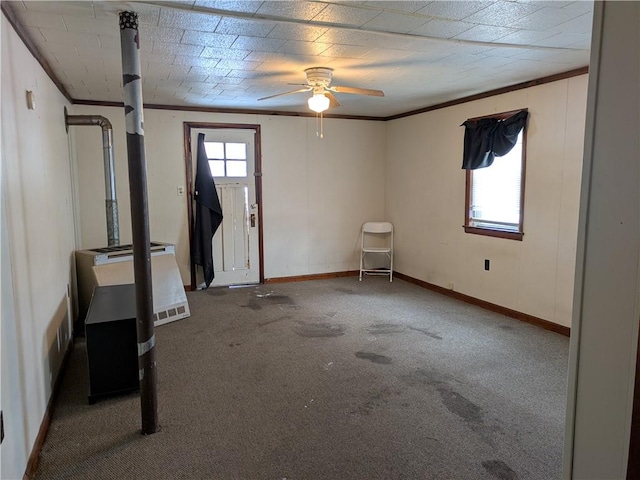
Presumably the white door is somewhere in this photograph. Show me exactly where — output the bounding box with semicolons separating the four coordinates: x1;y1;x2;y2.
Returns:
191;128;260;286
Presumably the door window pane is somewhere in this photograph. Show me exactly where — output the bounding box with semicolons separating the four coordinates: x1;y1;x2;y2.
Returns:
226;143;246;160
204;142;224;159
208;160;225;177
226;161;247;177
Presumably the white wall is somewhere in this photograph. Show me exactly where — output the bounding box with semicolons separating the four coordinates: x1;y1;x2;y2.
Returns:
71;105;387;283
1;15;76;479
385;75;588;328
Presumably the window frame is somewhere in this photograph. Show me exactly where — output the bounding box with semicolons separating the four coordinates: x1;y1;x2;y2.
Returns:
463;109;527;241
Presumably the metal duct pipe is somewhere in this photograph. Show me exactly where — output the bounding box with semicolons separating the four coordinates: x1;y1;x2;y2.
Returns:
64;107;120;247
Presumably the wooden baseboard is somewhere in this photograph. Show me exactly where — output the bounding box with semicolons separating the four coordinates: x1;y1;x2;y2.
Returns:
265;270;359;284
23;339;75;480
393;272;570;337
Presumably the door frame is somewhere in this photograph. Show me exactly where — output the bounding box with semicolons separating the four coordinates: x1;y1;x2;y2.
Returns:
183;122;264;290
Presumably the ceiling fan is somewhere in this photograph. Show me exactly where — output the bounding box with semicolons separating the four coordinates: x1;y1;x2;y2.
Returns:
258;67;384;113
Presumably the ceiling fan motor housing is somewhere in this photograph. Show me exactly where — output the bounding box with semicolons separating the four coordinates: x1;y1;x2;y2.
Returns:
305;67;333;87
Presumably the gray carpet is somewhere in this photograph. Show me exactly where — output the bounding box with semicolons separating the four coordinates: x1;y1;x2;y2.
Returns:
35;277;569;480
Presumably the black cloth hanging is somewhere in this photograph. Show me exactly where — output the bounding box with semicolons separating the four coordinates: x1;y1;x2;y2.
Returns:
461;110;528;170
191;133;223;288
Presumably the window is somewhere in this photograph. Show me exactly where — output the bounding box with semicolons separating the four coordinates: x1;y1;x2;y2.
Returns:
204;141;248;178
464;116;526;241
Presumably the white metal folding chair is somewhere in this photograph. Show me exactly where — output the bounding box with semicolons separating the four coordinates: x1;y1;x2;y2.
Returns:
359;222;393;282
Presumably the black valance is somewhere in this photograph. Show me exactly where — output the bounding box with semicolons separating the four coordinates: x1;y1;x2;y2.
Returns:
461;109;528;170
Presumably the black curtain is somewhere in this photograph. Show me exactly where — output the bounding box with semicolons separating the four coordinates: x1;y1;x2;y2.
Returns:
461;110;528;170
191;133;223;288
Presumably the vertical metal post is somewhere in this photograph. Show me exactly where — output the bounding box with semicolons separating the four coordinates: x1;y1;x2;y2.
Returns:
119;10;159;435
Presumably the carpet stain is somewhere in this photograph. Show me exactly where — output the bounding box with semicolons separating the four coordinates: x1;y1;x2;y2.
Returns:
293;322;345;338
243;294;296;311
437;386;483;424
499;325;513;330
228;342;241;347
367;323;405;334
482;460;519;480
408;326;443;339
206;288;227;296
325;311;338;318
355;352;392;364
242;299;262;311
335;287;357;295
351;387;397;415
258;316;291;327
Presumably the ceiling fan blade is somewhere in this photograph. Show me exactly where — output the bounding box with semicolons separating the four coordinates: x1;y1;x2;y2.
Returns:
332;85;385;97
258;87;311;101
325;91;341;108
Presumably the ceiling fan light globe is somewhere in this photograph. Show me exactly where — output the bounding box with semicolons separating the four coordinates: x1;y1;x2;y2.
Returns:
308;93;330;113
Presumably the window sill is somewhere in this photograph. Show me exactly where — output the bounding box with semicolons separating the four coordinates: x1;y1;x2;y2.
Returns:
463;225;523;241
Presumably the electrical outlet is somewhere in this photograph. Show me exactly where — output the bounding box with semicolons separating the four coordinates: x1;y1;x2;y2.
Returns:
177;186;185;196
484;259;490;271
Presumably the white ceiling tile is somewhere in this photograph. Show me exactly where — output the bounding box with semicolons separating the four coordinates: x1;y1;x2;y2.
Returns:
215;17;276;37
63;15;118;37
194;0;264;13
169;72;209;82
139;26;185;43
231;36;286;52
362;1;431;14
153;41;204;56
172;55;220;68
416;1;494;21
496;29;557;46
547;12;593;35
463;1;543;26
316;29;412;50
532;32;590;48
215;59;262;71
482;46;525;58
454;25;519;42
24;1;95;17
255;1;328;21
206;75;244;85
267;24;328;42
311;4;382;27
360;47;413;62
509;4;592;30
409;19;474;39
277;40;331;56
181;30;237;48
361;11;430;33
158;9;221;31
201;47;250;59
319;44;374;58
39;28;101;48
566;38;591;50
16;10;66;30
145;51;177;64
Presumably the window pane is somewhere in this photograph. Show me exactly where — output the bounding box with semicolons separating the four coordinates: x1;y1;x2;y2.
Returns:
208;160;225;177
470;132;522;231
225;143;246;160
204;142;224;159
226;160;247;177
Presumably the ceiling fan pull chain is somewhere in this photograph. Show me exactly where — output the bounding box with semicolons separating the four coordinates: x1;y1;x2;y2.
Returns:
320;110;324;139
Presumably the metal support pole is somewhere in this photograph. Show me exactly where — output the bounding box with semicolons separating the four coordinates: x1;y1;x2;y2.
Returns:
119;10;159;435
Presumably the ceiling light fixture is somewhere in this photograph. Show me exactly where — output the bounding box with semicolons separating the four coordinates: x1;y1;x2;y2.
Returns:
307;93;330;113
